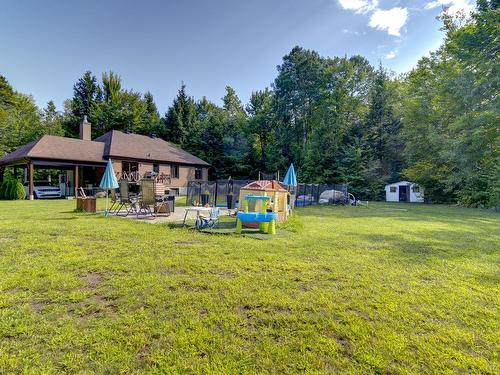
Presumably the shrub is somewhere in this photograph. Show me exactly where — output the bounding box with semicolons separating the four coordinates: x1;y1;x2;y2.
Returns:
12;181;26;200
0;180;7;199
2;180;13;200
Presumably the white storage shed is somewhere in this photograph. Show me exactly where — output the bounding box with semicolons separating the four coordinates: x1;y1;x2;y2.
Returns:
385;181;424;203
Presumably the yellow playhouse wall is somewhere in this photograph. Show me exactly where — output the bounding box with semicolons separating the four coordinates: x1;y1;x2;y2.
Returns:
238;189;289;223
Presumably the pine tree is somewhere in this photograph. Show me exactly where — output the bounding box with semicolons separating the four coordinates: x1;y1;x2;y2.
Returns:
41;101;64;136
162;83;197;145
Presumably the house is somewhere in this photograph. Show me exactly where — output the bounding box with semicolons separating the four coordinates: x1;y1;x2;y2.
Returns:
385;181;424;203
0;117;209;199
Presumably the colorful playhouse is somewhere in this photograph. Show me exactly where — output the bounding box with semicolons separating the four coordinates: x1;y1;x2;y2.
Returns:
237;180;290;224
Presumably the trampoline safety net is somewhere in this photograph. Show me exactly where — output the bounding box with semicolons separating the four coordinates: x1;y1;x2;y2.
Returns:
187;180;349;207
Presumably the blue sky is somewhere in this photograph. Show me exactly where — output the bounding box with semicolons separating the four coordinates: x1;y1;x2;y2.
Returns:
0;0;473;112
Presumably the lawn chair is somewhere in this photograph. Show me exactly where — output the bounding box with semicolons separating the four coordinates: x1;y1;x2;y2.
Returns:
196;207;220;229
116;179;137;216
109;188;119;213
136;179;156;219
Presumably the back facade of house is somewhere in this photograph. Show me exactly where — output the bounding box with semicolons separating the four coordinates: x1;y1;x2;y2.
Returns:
0;117;209;198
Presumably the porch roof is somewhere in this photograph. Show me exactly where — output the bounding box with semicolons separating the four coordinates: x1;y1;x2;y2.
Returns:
0;135;106;167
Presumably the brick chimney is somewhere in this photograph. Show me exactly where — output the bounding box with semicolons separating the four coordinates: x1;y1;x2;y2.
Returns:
79;115;91;141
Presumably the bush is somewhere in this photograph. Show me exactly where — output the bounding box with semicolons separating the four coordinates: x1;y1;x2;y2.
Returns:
4;180;15;200
12;181;26;200
0;180;7;199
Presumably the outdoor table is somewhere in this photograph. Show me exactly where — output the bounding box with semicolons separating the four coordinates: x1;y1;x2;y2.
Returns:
183;206;211;226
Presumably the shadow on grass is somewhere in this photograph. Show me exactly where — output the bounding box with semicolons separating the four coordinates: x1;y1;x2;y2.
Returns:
166;218;292;240
357;227;498;266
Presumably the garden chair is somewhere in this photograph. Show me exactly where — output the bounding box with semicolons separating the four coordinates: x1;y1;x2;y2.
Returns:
109;189;119;213
196;207;220;229
116;180;137;216
136;179;156;219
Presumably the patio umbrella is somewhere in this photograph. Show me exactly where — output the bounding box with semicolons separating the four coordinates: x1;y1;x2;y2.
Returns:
282;163;297;187
99;159;119;216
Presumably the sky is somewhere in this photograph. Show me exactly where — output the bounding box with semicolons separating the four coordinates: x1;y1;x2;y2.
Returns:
0;0;474;112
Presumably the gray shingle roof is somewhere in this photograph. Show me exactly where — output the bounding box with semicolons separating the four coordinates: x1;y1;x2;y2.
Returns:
95;131;209;166
0;135;106;165
0;131;209;167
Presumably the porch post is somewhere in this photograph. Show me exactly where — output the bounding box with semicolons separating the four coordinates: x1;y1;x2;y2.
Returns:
28;161;34;200
74;165;79;197
0;166;4;183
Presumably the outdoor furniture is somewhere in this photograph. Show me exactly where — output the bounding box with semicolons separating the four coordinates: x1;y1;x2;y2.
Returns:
109;189;120;213
76;197;96;213
196;207;220;229
182;206;212;226
116;179;137;216
154;194;171;216
136;179;156;218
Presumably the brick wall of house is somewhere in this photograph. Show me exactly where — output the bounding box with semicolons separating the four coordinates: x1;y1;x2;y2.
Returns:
112;159;207;189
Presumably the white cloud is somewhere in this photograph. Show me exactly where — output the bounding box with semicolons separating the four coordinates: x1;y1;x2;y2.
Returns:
369;7;408;36
337;1;408;37
425;0;473;16
385;50;398;59
338;0;378;14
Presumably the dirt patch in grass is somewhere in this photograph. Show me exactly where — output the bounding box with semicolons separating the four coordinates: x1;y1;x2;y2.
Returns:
174;240;206;245
208;269;237;278
0;236;17;243
80;272;103;290
29;300;50;313
333;335;353;355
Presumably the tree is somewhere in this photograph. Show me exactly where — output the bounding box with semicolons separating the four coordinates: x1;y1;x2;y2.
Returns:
72;71;100;117
273;46;324;169
0;75;43;156
63;71;101;137
41;100;64;136
246;88;275;172
140;91;162;136
363;65;404;187
162;83;198;145
401;1;499;207
220;86;250;178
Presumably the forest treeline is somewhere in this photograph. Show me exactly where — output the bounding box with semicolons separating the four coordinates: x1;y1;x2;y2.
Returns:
0;1;498;207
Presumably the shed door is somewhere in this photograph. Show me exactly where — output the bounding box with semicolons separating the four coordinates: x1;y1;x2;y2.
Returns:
399;185;409;202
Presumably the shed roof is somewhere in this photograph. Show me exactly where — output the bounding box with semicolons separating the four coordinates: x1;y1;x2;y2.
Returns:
241;180;287;192
385;181;417;187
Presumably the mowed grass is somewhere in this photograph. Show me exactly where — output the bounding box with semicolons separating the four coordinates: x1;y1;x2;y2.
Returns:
0;200;498;374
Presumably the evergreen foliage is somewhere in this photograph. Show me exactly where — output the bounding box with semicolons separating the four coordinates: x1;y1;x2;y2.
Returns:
0;1;497;207
0;179;8;199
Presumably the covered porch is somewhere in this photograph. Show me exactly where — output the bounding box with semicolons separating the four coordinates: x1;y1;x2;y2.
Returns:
0;158;106;200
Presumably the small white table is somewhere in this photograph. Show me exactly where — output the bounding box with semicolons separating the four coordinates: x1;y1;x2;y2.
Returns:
183;207;212;226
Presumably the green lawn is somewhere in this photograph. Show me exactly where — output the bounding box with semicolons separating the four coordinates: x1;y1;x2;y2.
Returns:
0;200;498;374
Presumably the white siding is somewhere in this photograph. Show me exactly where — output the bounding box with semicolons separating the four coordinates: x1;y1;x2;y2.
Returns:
385;181;424;203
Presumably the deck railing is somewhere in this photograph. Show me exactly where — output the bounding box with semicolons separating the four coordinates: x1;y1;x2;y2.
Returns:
115;171;171;184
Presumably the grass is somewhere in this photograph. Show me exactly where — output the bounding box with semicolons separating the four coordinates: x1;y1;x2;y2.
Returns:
0;200;498;373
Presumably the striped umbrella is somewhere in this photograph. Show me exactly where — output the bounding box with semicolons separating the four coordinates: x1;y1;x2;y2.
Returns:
99;159;119;216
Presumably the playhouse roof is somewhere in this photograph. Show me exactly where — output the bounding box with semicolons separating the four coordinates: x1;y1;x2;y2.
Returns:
241;180;287;192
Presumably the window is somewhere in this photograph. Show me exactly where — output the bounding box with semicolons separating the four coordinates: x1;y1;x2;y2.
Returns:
153;163;160;174
412;185;420;193
170;164;179;179
122;161;138;173
390;186;396;193
195;168;203;180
